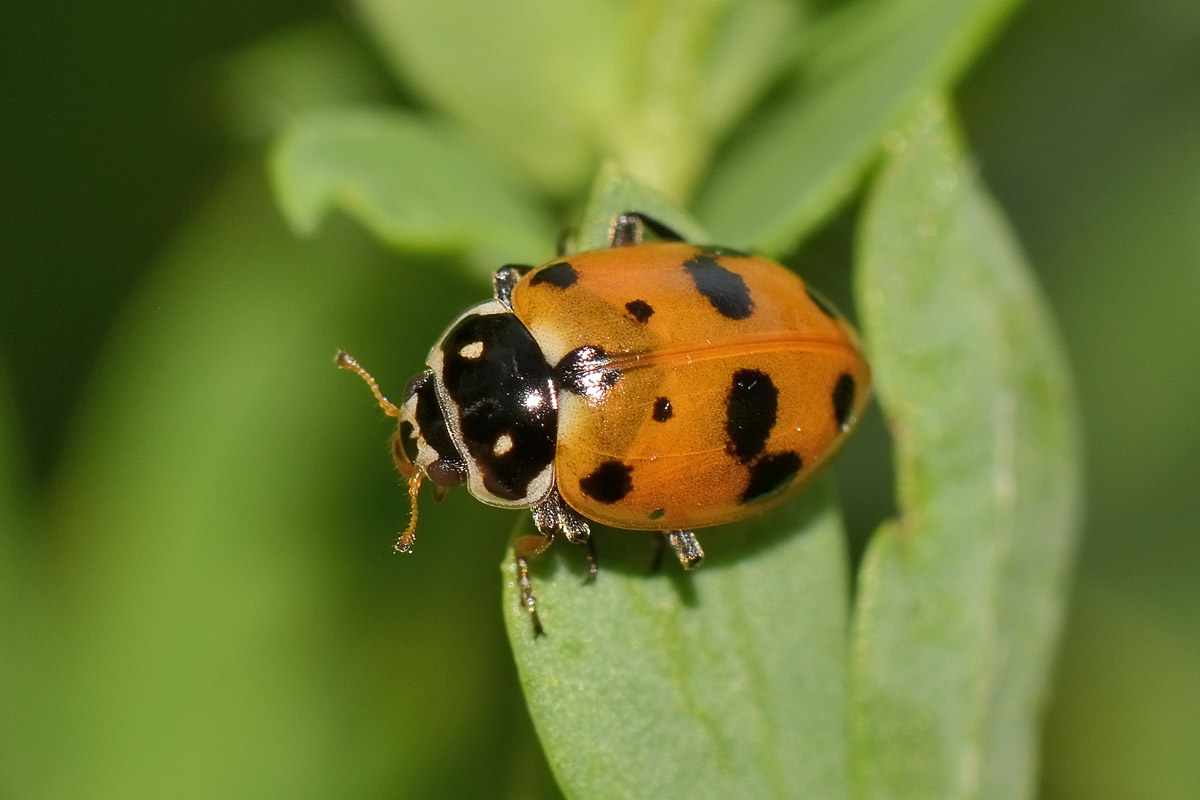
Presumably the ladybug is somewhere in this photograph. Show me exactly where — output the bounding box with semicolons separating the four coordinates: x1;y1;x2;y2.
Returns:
338;214;870;634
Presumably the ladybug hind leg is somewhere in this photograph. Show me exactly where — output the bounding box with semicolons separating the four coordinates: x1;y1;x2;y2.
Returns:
665;530;704;570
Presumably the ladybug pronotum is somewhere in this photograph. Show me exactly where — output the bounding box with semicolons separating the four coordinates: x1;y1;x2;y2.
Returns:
338;214;870;634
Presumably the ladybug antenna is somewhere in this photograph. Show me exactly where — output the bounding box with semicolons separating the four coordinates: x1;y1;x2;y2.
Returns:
336;350;424;551
395;472;423;553
335;350;401;418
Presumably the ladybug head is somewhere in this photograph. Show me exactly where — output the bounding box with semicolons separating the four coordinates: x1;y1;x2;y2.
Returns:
336;351;466;552
394;370;468;488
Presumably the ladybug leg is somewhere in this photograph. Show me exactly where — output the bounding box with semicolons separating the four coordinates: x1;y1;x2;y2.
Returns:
492;264;532;308
514;530;554;637
610;214;644;248
610;212;686;247
534;492;597;583
665;530;704;570
531;493;562;536
561;511;597;583
577;530;598;584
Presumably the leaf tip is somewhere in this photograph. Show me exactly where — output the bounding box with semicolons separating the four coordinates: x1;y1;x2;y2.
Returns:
267;127;328;238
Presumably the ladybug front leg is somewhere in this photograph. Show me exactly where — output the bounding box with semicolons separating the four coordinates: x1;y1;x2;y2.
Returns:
514;529;553;637
514;492;596;636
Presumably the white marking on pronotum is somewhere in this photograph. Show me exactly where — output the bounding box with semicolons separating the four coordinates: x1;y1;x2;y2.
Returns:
458;341;484;359
493;433;514;456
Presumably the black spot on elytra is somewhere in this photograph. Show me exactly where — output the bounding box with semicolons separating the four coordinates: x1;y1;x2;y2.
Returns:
579;460;633;504
742;452;803;503
695;244;750;258
554;345;621;402
684;256;755;320
529;261;577;288
648;508;666;521
833;373;856;432
652;397;673;422
725;369;778;462
625;299;655;323
805;285;840;319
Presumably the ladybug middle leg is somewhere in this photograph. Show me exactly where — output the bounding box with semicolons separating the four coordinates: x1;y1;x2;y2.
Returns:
516;491;597;636
560;504;597;583
532;492;596;581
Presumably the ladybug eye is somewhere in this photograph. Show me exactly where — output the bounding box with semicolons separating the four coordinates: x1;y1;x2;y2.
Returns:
426;458;467;487
402;371;432;402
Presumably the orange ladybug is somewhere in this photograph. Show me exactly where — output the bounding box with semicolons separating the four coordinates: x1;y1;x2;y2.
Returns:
338;214;870;633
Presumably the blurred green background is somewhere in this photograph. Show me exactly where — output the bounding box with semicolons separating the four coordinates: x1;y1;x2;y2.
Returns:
1;0;1197;798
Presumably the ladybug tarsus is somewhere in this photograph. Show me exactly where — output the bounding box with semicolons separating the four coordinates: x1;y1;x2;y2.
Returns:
492;264;531;308
515;555;545;637
514;533;555;636
666;530;704;570
533;492;592;545
610;214;644;248
559;504;591;546
611;211;686;248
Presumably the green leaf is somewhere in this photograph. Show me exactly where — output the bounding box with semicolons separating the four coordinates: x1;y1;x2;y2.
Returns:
505;486;852;799
592;0;804;201
695;0;806;136
353;0;803;203
849;99;1082;800
694;0;1020;254
571;162;710;253
270;108;556;270
354;0;621;197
